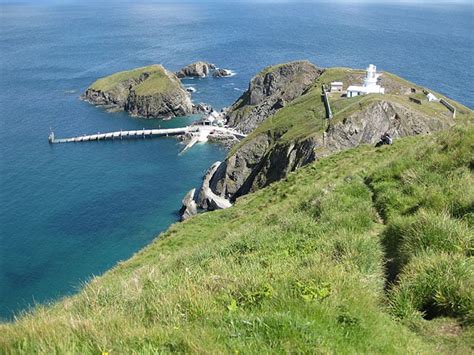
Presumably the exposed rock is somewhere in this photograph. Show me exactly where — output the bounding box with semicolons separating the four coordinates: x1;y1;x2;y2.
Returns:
196;162;222;210
82;65;193;119
179;188;198;221
324;100;454;153
125;89;192;119
225;60;323;134
207;131;240;149
209;134;272;199
212;68;233;77
206;190;232;211
272;98;286;110
196;161;234;211
209;134;318;200
193;102;213;115
176;61;216;78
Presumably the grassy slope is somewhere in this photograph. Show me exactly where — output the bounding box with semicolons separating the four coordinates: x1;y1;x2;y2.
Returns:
229;68;472;156
89;65;177;95
1;126;472;353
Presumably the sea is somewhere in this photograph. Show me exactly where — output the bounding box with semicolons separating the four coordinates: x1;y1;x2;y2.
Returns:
0;0;473;320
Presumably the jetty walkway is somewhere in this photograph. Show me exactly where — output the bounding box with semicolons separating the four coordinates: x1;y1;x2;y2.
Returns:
49;125;246;144
49;127;198;144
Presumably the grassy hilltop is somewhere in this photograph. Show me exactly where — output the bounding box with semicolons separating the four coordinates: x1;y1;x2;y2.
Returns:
230;67;472;155
89;65;179;95
1;123;473;353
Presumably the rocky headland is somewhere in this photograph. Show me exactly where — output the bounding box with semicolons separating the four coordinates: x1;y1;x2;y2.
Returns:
180;61;471;219
82;65;193;119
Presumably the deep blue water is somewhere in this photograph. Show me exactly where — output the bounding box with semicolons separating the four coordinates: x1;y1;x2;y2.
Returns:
0;1;473;320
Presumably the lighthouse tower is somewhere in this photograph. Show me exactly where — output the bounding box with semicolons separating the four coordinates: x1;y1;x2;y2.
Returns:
364;64;379;87
347;64;385;98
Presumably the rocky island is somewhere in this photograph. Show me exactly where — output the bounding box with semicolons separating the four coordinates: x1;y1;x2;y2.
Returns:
82;62;235;120
82;64;193;119
175;61;216;78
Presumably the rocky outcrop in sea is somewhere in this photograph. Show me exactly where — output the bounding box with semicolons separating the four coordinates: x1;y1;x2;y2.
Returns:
82;65;193;119
180;188;198;221
212;68;233;77
176;61;233;79
175;61;216;78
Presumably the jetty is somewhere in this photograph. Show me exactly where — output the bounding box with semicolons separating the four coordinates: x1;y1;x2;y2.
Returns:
49;127;197;144
48;125;246;145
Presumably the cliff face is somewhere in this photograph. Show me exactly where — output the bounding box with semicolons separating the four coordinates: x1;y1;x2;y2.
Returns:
324;100;453;153
226;61;323;134
125;88;192;118
209;134;317;199
83;76;140;108
82;65;193;118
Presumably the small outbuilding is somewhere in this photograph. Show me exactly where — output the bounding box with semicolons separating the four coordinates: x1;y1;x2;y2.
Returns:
330;81;343;92
426;92;439;102
347;85;367;98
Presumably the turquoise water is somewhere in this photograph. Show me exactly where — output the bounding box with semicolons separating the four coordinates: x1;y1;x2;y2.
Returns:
1;1;473;320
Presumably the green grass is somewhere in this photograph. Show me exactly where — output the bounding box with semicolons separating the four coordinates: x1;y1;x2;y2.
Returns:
89;65;178;95
133;70;177;95
1;126;473;353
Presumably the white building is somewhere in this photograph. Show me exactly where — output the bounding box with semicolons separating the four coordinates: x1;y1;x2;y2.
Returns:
202;110;224;126
347;64;385;98
330;81;343;92
426;92;439;102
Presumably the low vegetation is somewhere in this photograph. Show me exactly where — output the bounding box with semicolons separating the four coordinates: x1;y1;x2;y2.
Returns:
89;65;177;95
1;124;472;353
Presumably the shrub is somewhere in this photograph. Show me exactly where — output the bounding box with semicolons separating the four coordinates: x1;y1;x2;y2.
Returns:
389;253;473;321
383;209;473;280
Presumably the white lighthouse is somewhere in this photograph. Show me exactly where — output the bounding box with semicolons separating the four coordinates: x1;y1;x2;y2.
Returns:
364;64;379;87
347;64;385;98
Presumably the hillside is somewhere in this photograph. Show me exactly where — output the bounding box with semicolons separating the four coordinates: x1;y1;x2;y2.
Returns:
82;65;193;118
1;126;472;353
